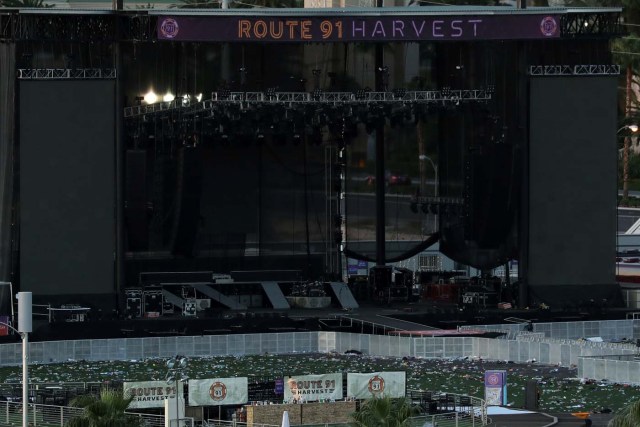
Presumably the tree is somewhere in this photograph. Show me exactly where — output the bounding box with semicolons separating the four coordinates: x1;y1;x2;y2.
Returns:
611;1;640;202
64;389;145;427
608;399;640;427
351;396;422;427
0;0;53;7
171;0;220;8
171;0;301;8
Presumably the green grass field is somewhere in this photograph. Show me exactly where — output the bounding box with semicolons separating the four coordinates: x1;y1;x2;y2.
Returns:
0;354;636;414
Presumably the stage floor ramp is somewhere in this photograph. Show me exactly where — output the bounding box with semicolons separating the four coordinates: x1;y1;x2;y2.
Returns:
261;282;291;309
329;282;359;309
192;284;247;310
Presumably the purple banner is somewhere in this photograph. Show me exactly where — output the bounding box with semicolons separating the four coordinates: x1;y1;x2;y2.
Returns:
484;370;507;406
157;14;560;42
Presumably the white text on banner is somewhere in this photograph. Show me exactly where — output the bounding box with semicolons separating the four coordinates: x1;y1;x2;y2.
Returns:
124;381;184;409
284;373;343;402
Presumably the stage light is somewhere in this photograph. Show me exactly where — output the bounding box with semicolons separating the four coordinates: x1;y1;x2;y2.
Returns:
196;93;203;102
163;92;175;102
143;90;158;104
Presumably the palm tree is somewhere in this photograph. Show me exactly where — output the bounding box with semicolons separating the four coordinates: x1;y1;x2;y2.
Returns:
170;0;219;8
351;396;421;427
608;399;640;427
64;389;145;427
171;0;301;8
0;0;54;7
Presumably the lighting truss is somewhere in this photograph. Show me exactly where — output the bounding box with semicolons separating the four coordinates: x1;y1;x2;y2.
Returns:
560;12;622;38
17;68;117;80
124;88;492;118
414;196;465;206
528;64;620;76
210;89;491;104
124;98;210;118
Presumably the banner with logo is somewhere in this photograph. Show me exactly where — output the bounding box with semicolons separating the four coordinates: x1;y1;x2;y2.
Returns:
484;370;507;406
157;14;561;43
188;378;248;406
284;373;343;402
123;381;184;409
347;372;406;399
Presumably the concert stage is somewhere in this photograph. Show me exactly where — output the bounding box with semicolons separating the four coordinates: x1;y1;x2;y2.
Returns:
0;5;625;334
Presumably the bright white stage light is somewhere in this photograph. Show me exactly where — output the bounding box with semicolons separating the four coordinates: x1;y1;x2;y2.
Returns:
163;92;175;102
196;93;203;102
144;90;158;104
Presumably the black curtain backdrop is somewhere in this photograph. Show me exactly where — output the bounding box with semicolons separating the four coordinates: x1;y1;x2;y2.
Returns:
0;43;15;283
20;80;116;302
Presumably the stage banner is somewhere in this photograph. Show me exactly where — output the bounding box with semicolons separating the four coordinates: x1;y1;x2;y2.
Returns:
347;372;406;399
157;14;561;43
123;381;184;409
284;373;343;402
188;377;248;406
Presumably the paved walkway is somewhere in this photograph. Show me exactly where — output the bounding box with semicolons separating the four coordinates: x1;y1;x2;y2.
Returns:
487;412;611;427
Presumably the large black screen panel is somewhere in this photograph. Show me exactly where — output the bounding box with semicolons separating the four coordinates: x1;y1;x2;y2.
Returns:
528;76;617;292
20;80;115;297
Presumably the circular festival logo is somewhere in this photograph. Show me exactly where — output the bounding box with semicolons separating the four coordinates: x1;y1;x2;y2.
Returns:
368;375;385;394
487;373;500;386
540;16;558;37
160;18;180;39
209;382;228;401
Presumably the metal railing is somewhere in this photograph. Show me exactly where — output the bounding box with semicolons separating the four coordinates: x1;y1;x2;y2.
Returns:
0;393;486;426
0;401;164;427
408;390;487;426
410;412;483;427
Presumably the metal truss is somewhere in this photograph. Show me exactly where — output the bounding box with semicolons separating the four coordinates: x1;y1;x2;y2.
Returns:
414;196;465;206
528;65;620;76
17;68;116;80
120;14;157;43
0;12;153;43
1;13;116;42
210;89;492;104
125;89;492;118
561;12;622;38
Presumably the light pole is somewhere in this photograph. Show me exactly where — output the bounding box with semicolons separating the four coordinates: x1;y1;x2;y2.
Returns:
419;155;438;232
619;124;639;203
0;292;32;427
419;155;438;198
166;355;188;427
